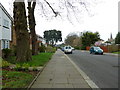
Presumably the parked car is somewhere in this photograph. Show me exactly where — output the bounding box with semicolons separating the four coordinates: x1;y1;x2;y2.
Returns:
64;46;73;54
90;46;103;55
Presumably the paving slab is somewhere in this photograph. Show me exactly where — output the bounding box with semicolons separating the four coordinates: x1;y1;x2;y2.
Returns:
31;49;90;88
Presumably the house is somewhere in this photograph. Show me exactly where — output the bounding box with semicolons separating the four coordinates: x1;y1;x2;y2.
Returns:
94;39;105;46
37;35;47;47
29;34;47;50
0;3;13;57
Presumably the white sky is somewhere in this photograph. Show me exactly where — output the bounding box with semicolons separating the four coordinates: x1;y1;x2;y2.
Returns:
0;0;119;42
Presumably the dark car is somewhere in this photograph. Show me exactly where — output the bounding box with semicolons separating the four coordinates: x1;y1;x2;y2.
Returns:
90;46;103;55
60;46;65;51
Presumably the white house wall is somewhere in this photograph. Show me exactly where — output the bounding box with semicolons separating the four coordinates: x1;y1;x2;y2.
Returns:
0;7;2;40
0;7;11;41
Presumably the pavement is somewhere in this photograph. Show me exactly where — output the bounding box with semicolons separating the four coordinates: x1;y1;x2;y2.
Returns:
30;49;97;89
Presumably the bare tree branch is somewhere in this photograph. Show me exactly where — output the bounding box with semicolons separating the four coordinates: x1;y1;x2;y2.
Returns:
44;0;59;17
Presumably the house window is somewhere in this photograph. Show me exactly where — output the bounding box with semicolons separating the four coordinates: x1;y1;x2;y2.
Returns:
2;40;5;49
3;19;9;28
2;40;9;49
6;41;9;48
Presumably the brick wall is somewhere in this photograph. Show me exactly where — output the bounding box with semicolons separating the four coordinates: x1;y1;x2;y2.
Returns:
10;26;16;48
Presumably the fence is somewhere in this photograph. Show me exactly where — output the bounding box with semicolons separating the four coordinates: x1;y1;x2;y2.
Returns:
86;44;120;53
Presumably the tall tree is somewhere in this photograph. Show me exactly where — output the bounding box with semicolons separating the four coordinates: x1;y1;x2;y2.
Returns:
81;31;100;49
115;32;120;44
65;33;78;46
44;29;62;46
13;0;32;62
28;0;38;55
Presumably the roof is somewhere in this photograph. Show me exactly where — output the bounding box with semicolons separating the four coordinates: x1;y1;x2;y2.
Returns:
0;3;13;21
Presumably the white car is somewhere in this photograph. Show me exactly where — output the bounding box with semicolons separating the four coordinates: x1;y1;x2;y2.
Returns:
64;46;73;54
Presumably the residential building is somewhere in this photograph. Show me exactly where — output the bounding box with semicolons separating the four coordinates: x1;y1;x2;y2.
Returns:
0;3;13;57
37;35;47;47
30;34;47;50
94;39;105;46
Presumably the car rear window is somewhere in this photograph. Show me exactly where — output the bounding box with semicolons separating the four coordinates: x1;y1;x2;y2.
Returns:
65;46;71;49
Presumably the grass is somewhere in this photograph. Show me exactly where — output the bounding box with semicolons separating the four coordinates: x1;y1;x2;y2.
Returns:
27;53;53;66
2;52;54;88
112;51;120;54
2;70;34;88
4;52;54;66
18;52;53;66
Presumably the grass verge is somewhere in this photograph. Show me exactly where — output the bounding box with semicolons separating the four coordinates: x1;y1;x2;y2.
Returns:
2;52;54;88
27;52;53;66
4;52;53;66
112;51;120;54
2;70;34;88
17;52;53;66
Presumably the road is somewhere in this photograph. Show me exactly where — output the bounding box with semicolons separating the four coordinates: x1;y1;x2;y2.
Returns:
66;50;118;88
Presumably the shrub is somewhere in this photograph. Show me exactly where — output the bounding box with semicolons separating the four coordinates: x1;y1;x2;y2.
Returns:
81;45;87;50
14;64;22;71
2;60;11;68
46;46;56;53
74;46;80;50
2;48;12;59
33;67;38;71
39;45;46;52
22;63;30;71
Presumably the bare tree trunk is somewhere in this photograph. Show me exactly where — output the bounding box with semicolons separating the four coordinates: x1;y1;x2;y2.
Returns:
28;0;38;55
13;1;32;62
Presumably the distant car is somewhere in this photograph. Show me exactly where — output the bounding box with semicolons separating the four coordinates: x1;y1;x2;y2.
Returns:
61;46;65;51
90;46;103;55
64;46;73;54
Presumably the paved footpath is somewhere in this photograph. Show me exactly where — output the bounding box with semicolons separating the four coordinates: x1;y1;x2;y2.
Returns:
31;49;91;88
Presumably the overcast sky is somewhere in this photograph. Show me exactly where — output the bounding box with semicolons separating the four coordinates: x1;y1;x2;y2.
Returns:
0;0;119;42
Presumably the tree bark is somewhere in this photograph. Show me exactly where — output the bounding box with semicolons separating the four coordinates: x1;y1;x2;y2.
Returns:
28;0;38;55
13;1;32;62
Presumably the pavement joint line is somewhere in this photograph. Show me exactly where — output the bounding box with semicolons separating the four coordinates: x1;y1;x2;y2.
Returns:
59;50;101;89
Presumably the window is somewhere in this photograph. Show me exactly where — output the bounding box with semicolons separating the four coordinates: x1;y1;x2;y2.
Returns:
6;41;9;48
2;40;5;49
3;19;9;28
2;40;9;49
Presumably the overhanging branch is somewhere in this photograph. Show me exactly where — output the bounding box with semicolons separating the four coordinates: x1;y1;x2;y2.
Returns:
44;0;59;17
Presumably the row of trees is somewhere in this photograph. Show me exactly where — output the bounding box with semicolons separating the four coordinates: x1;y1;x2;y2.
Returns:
14;0;39;62
13;0;63;62
65;31;100;49
12;0;98;62
65;31;120;50
14;1;32;62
